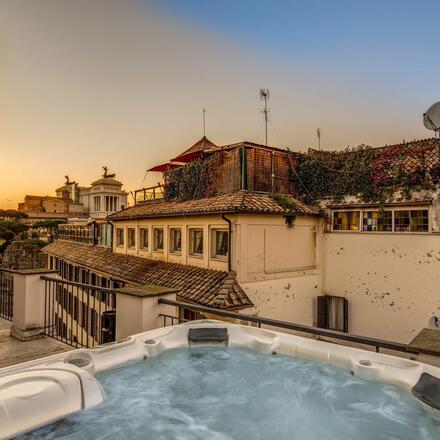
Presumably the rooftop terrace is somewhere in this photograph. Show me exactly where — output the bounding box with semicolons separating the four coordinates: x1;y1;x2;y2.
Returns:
0;318;72;368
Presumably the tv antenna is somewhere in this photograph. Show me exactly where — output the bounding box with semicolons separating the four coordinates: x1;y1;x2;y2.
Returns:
316;128;322;150
202;108;207;137
423;101;440;138
260;89;270;146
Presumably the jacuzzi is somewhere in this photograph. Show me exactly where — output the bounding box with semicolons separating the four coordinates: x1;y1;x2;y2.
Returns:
1;320;440;439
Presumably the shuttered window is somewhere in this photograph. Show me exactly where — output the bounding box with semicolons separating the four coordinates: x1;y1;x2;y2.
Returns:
317;295;348;333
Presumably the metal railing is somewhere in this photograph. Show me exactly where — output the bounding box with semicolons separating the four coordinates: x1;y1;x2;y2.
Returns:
41;276;116;348
58;224;95;245
158;299;420;355
158;314;189;327
134;184;164;205
0;270;13;321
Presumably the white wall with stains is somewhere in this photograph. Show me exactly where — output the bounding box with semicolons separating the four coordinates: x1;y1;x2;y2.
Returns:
236;214;324;325
324;232;440;343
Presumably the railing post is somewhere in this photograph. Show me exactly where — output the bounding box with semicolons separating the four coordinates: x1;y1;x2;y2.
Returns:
8;269;59;341
114;285;178;340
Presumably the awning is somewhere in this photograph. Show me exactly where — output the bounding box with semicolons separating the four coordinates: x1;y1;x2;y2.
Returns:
147;162;183;172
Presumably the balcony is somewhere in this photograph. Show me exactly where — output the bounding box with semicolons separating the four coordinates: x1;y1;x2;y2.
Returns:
133;184;164;205
57;223;112;248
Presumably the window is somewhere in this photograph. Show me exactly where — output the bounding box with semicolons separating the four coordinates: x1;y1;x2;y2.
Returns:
317;295;348;333
362;210;392;232
170;228;182;253
212;229;229;259
94;196;101;211
394;209;429;232
153;228;164;251
116;228;124;246
128;228;136;248
189;228;204;256
139;228;148;249
332;211;360;231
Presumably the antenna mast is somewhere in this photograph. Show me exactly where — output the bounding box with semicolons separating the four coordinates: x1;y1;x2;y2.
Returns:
202;108;207;137
260;89;270;146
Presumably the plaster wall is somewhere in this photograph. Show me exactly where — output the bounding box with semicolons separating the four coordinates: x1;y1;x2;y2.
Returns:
324;232;440;343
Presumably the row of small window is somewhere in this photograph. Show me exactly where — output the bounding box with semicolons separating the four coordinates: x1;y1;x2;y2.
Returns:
116;227;229;259
332;209;429;232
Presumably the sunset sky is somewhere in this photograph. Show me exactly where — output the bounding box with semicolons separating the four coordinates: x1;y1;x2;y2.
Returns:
1;0;440;209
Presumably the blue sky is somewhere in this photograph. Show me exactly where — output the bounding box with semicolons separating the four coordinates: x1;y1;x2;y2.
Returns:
2;0;440;207
157;0;440;90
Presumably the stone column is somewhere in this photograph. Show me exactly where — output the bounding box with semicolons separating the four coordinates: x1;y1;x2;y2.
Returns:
9;269;59;341
114;285;178;340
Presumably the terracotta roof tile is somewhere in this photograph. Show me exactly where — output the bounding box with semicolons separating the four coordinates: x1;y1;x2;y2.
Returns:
171;136;218;162
43;241;252;310
108;190;318;220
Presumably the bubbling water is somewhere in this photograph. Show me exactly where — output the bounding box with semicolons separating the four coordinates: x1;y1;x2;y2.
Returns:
22;348;440;440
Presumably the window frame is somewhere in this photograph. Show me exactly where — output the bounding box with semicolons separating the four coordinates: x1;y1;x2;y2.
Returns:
116;228;125;246
139;227;149;250
331;206;431;234
188;228;204;257
127;228;136;248
211;228;229;260
153;227;164;252
169;228;182;254
331;209;361;232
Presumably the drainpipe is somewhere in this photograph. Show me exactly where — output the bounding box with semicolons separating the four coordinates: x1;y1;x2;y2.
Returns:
221;213;232;272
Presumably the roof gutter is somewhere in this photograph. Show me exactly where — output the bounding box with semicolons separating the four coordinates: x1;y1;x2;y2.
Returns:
221;213;232;272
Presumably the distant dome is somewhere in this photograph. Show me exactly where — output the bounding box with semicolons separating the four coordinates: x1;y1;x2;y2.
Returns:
91;177;123;186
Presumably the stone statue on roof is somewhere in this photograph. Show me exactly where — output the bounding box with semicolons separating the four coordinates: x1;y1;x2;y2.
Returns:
103;166;116;179
64;175;77;185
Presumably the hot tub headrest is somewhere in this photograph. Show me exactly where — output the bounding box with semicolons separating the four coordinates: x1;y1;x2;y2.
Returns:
411;372;440;410
188;328;228;343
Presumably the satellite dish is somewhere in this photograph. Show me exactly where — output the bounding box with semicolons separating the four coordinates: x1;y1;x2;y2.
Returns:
423;101;440;136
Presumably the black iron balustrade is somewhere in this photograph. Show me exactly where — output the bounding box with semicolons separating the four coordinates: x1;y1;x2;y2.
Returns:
0;270;13;321
158;299;420;355
40;276;116;348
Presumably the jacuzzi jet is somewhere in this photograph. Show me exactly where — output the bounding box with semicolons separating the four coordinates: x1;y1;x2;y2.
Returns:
144;339;157;345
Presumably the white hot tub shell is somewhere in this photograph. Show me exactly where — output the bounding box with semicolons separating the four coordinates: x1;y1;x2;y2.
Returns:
1;320;440;439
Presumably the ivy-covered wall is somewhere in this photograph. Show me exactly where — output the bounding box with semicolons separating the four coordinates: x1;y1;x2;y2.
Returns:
293;139;440;204
162;139;440;205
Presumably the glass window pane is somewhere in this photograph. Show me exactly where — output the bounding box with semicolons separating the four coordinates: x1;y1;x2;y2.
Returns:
410;210;429;232
140;228;148;249
332;211;360;231
128;228;135;247
394;210;429;232
116;228;124;246
394;210;410;232
170;229;182;253
154;229;164;251
362;211;392;232
214;230;229;257
190;229;203;255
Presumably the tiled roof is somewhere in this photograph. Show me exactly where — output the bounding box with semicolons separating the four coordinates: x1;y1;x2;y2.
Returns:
172;136;218;162
108;190;318;220
43;241;253;310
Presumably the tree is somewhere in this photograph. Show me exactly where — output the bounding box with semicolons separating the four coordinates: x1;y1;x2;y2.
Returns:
31;220;66;228
0;221;28;234
0;209;28;220
0;226;15;241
